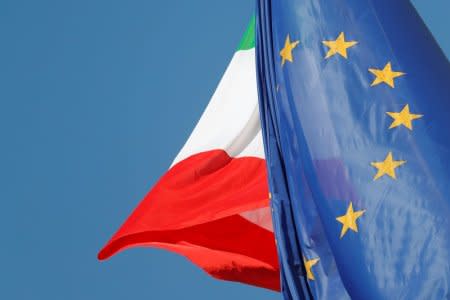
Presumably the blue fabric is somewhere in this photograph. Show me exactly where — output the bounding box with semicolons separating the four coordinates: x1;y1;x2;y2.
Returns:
256;0;450;299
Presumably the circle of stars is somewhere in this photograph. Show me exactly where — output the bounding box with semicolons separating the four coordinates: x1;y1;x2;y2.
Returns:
275;29;425;282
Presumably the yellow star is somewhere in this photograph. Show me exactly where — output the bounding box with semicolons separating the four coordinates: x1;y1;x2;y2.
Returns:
322;32;357;59
303;257;320;280
369;62;405;88
386;104;423;130
371;152;406;180
280;35;300;66
336;202;365;239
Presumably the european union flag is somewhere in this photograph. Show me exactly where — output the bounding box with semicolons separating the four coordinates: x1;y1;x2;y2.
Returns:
256;0;450;299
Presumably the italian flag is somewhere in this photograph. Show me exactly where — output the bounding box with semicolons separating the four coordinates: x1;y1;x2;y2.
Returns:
98;17;280;291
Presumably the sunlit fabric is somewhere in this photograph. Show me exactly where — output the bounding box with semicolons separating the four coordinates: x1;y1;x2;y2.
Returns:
256;0;450;299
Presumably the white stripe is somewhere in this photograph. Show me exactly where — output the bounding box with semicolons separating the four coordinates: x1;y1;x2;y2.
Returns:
170;48;272;232
172;49;264;166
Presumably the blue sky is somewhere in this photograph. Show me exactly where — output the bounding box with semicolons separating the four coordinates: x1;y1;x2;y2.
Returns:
1;1;448;299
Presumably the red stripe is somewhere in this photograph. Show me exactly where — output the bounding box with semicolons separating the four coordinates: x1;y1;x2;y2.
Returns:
98;149;280;291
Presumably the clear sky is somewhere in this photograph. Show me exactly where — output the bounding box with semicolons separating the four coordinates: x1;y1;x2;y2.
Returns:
1;1;448;299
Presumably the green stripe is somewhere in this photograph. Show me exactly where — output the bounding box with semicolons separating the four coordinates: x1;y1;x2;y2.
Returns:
237;15;255;51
